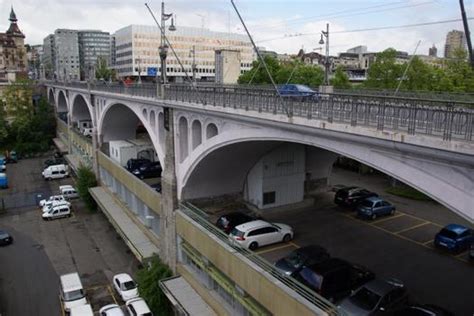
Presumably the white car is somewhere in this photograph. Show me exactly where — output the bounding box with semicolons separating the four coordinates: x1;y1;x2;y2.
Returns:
229;220;294;250
113;273;139;301
39;194;66;207
0;164;5;172
125;297;152;316
99;304;125;316
42;204;71;220
42;200;71;213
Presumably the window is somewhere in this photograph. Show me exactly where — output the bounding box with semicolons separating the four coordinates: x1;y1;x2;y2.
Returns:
263;192;276;205
248;228;266;236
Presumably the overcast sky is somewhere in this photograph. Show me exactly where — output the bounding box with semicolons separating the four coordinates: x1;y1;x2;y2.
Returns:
1;0;473;56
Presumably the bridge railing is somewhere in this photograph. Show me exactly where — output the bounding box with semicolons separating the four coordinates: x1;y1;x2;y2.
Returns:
48;82;474;141
165;84;474;142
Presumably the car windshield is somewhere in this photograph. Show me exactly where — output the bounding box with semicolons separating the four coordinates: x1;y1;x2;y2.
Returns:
349;287;381;311
360;200;373;208
299;268;323;290
438;228;458;239
271;223;281;230
63;289;85;301
122;280;136;290
230;228;245;237
285;251;304;266
295;85;314;92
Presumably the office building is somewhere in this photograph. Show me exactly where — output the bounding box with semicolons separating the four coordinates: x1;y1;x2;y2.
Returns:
78;30;111;80
444;30;466;58
112;25;254;81
54;29;80;81
42;34;56;79
215;49;241;84
429;44;437;57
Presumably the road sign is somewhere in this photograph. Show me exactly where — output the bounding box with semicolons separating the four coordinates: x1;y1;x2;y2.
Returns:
147;67;158;76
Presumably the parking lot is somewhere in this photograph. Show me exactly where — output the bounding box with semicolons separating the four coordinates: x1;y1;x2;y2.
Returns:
205;167;474;315
0;156;140;315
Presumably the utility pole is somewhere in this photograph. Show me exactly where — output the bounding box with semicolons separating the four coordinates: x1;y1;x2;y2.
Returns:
459;0;474;68
319;23;330;86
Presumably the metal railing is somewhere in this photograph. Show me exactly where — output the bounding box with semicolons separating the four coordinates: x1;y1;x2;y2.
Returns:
47;81;474;142
179;202;340;316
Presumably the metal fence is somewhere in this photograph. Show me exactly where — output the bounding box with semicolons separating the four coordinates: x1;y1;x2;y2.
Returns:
179;202;341;316
48;82;474;142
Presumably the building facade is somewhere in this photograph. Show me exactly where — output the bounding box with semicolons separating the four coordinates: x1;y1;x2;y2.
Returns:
54;29;80;81
112;25;254;82
429;44;438;57
444;30;466;58
0;8;27;82
42;34;56;79
26;44;43;79
78;30;111;80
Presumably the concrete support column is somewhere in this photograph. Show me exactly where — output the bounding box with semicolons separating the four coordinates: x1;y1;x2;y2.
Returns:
160;107;178;271
90;93;100;179
67;112;73;154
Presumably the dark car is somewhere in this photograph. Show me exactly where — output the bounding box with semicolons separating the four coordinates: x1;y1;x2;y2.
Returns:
150;182;162;193
44;157;67;168
434;224;473;253
470;243;474;260
216;212;256;234
338;278;408;316
275;245;330;276
295;258;375;302
392;304;454;316
356;197;396;220
0;230;13;246
278;84;319;101
334;187;378;208
126;158;151;172
132;161;162;179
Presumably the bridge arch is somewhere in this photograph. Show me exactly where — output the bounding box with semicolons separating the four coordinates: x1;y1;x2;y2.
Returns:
56;90;68;113
47;88;55;106
70;93;94;127
98;101;165;167
179;126;473;222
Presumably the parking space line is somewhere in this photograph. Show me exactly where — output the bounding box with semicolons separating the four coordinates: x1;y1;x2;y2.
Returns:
289;241;300;249
394;222;430;234
371;213;405;225
423;239;434;245
396;211;443;228
256;243;296;255
455;251;468;258
107;285;119;305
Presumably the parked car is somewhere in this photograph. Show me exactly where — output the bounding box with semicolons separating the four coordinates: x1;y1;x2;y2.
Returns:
275;245;330;276
126;158;151;172
125;297;153;316
278;84;319;101
392;304;454;316
113;273;139;301
216;212;257;234
59;272;87;313
338;278;408;316
470;243;474;260
356;197;396;220
70;304;93;316
150;183;161;193
42;164;69;180
434;224;473;253
229;220;294;250
5;150;18;163
99;304;125;316
0;163;5;172
132;162;162;179
42;204;71;220
334;187;378;208
42;200;71;213
60;185;79;200
0;230;13;246
44;157;67;168
0;173;8;189
295;258;375;302
39;194;66;207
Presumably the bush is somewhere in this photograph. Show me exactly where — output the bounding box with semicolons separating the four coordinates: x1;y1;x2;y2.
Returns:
136;256;173;316
76;165;98;212
385;186;432;201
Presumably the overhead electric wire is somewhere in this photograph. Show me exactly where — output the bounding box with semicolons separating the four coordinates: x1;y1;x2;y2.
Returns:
256;17;474;44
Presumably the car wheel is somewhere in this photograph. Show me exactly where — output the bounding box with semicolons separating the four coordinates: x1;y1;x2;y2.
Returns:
249;242;258;251
283;234;292;243
390;209;395;215
371;214;377;220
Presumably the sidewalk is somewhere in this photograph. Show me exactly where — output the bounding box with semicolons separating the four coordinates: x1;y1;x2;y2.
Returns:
329;167;471;226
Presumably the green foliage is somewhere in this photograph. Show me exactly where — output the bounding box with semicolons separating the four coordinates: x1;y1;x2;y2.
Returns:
95;56;113;81
331;66;351;88
3;79;34;120
76;165;98;212
237;56;324;87
0;100;8;148
136;257;173;316
365;48;403;89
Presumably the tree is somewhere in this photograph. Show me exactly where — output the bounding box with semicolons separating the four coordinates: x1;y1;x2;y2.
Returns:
95;56;113;81
136;257;173;316
0;100;8;149
76;165;98;212
364;48;403;89
399;56;436;91
330;66;351;88
3;79;34;120
237;56;281;85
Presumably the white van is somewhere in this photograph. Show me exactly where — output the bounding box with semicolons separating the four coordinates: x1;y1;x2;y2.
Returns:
70;304;93;316
59;272;87;313
60;185;79;200
42;200;71;213
42;204;71;220
39;194;66;207
42;164;69;180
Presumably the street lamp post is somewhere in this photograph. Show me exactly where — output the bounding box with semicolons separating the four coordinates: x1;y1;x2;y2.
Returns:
159;1;176;85
319;23;330;86
189;45;196;84
137;57;142;84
